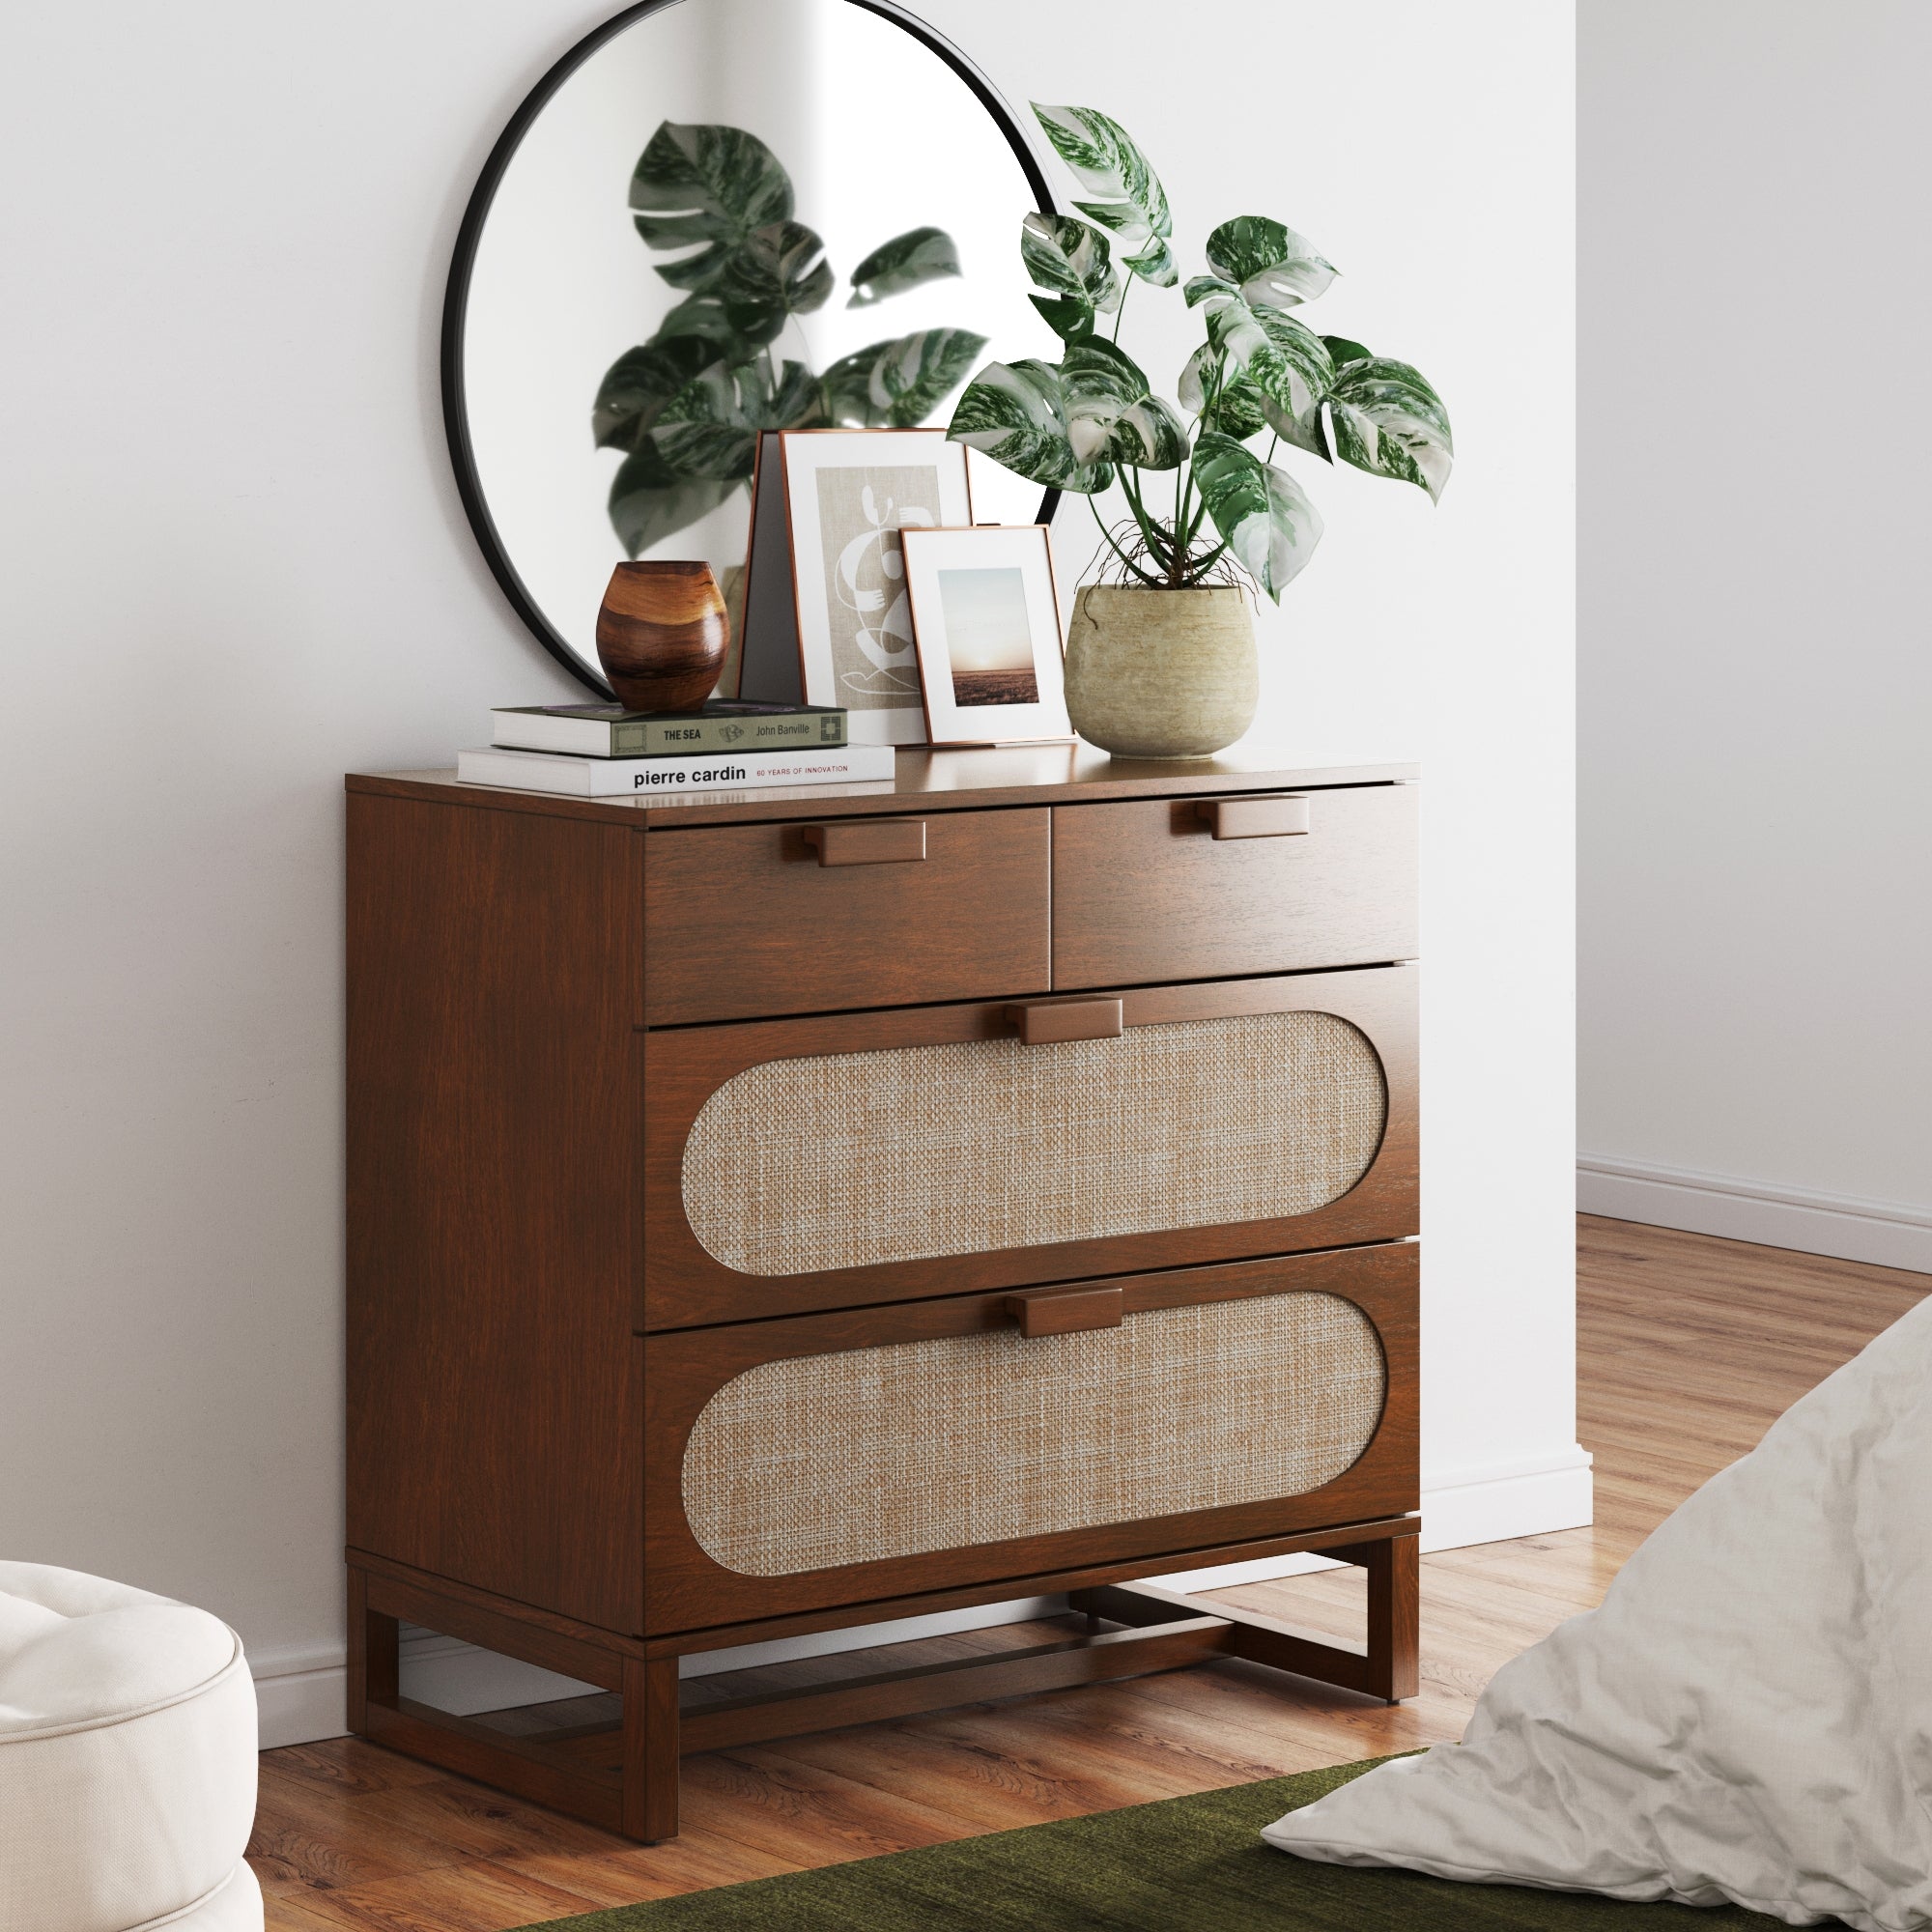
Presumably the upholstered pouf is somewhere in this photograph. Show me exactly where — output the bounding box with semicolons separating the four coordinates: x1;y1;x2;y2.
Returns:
0;1562;262;1932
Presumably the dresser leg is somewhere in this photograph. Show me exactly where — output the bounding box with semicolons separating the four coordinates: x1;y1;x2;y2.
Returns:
345;1565;398;1736
1360;1530;1420;1703
622;1655;680;1842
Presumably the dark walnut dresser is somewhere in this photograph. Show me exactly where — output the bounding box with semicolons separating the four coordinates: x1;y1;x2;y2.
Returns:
345;747;1419;1841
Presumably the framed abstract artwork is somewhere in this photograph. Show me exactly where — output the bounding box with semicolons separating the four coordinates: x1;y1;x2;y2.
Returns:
778;430;973;747
900;524;1071;746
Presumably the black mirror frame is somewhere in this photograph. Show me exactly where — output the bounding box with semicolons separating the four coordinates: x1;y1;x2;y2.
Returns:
440;0;1065;699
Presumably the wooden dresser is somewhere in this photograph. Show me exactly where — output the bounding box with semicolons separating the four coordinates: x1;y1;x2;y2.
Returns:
345;747;1420;1841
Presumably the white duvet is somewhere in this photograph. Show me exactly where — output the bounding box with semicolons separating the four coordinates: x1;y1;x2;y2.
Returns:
1264;1293;1932;1929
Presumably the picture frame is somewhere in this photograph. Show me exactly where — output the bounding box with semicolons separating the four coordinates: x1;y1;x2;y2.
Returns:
900;525;1073;747
777;429;974;747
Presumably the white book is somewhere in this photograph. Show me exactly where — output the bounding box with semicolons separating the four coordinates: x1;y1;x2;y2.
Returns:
456;743;896;798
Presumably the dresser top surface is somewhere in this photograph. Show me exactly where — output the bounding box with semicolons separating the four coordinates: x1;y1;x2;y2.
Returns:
348;745;1418;830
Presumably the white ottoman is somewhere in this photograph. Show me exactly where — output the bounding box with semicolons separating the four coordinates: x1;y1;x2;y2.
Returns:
0;1563;262;1932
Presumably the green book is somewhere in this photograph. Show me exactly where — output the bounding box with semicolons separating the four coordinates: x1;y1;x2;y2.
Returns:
492;700;847;759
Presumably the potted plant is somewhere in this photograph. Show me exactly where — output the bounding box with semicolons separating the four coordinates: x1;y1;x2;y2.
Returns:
949;105;1452;758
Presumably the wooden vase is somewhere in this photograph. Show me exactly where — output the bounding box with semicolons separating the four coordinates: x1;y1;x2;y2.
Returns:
595;561;729;714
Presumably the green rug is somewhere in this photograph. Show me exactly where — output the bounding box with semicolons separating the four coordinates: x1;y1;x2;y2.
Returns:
514;1757;1794;1930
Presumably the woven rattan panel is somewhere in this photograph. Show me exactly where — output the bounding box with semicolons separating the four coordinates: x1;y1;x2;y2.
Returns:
682;1291;1386;1577
682;1011;1386;1277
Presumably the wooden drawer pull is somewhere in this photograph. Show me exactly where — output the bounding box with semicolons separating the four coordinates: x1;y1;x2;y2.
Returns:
1007;998;1124;1045
1006;1286;1124;1338
800;818;927;867
1197;795;1310;839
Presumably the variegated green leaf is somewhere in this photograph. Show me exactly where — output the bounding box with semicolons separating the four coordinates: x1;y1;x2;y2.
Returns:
1321;334;1373;370
822;328;987;428
1031;104;1177;286
1177;346;1269;440
1184;278;1334;450
1191;430;1324;602
1061;338;1187;470
847;226;962;307
608;435;743;557
1031;295;1097;341
1326;355;1454;500
948;357;1114;493
1206;216;1338;308
718;220;833;330
629;123;794;293
591;336;723;450
1021;213;1122;310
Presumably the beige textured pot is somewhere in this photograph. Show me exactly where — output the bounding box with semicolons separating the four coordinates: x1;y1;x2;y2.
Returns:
1062;584;1259;758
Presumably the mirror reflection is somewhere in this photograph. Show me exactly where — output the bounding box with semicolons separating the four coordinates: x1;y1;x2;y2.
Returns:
457;0;1050;693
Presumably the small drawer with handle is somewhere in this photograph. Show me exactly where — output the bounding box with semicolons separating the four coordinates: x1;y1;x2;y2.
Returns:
643;806;1050;1025
645;1241;1419;1634
1051;783;1417;989
642;964;1416;1331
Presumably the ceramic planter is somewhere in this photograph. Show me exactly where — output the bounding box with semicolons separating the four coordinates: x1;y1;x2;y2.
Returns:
1062;584;1259;759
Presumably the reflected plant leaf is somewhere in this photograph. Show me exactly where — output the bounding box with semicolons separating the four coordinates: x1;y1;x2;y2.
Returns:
601;123;980;554
848;226;962;306
592;336;724;451
821;328;986;429
629;122;794;295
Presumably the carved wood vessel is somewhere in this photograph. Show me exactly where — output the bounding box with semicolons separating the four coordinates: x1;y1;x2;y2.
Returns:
594;560;728;714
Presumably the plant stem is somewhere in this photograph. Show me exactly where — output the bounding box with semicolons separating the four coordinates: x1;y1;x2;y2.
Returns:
1087;493;1162;586
1112;278;1131;345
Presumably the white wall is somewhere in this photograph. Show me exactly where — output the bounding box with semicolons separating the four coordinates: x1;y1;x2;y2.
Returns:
0;0;1577;1747
1577;0;1932;1271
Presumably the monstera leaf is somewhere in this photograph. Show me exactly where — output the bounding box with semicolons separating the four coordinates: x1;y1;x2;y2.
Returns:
1206;217;1338;308
848;226;962;306
608;440;741;557
1061;339;1187;469
629;123;795;293
591;336;723;450
1020;213;1122;340
642;293;780;355
949;357;1115;493
1184;279;1334;452
718;220;833;335
607;357;826;554
1176;349;1269;441
1324;348;1454;500
821;328;987;428
1031;104;1177;286
1191;430;1325;601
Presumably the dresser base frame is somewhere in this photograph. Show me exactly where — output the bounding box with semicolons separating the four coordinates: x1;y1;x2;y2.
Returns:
346;1518;1419;1845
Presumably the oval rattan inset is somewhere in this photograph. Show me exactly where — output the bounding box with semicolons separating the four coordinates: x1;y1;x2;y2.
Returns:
681;1290;1387;1577
680;1010;1388;1278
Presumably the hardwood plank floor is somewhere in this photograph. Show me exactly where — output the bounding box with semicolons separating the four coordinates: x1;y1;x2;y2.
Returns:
254;1217;1928;1930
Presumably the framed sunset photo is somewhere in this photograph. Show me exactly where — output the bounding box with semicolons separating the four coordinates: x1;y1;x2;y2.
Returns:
900;525;1071;746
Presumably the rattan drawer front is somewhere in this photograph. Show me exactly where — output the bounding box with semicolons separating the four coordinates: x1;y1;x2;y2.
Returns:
682;1009;1385;1278
643;1242;1419;1630
681;1289;1385;1577
1052;784;1417;989
643;807;1049;1025
642;969;1419;1332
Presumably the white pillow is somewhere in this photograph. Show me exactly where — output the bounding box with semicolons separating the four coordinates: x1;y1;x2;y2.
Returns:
1264;1294;1932;1932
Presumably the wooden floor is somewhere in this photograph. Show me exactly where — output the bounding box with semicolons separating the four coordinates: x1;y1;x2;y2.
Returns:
252;1218;1929;1930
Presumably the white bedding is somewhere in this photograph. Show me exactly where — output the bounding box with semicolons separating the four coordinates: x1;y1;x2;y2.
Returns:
1263;1293;1932;1930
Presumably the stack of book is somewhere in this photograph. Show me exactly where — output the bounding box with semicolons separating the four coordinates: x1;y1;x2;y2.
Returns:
457;701;894;797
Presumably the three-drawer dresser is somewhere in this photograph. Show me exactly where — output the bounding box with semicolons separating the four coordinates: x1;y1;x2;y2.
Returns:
345;747;1420;1841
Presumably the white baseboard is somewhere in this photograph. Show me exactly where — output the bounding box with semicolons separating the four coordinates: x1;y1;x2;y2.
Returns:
1579;1153;1932;1275
253;1455;1593;1748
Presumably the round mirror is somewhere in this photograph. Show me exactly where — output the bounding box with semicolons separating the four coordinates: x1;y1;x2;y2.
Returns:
444;0;1058;697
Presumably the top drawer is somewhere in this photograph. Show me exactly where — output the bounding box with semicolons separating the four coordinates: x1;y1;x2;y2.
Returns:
1052;785;1416;989
645;807;1050;1025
